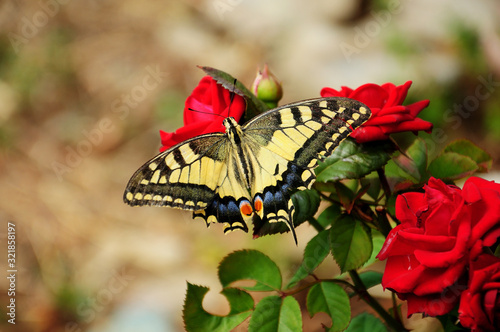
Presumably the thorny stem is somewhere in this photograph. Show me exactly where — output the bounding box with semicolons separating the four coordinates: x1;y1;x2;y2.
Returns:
349;270;408;331
375;206;393;238
377;167;392;198
392;292;404;326
281;278;356;298
307;217;324;233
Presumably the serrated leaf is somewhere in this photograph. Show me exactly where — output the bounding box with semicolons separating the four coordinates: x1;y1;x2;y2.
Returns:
346;312;387;332
360;172;382;201
183;283;253;332
307;282;351;332
333;182;356;213
330;215;372;273
357;271;383;290
248;296;302;332
292;189;321;225
199;66;269;120
393;138;428;182
218;250;282;291
287;230;330;288
317;204;342;228
362;230;386;268
444;139;492;172
384;159;416;192
428;151;479;181
315;139;396;183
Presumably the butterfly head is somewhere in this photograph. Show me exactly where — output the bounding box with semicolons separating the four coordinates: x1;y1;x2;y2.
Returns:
223;117;243;145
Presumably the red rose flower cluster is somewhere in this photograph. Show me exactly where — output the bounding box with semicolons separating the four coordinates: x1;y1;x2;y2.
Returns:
162;78;433;152
159;76;246;152
321;81;432;143
377;177;500;330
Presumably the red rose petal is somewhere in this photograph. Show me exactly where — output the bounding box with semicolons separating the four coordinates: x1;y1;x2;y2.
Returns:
160;76;246;151
404;289;460;317
349;83;388;108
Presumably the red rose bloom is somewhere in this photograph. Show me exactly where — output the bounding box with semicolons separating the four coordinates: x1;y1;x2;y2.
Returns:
159;76;246;152
321;81;432;143
377;177;500;317
459;254;500;331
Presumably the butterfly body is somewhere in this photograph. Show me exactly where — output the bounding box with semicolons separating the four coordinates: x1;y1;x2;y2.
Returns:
124;97;371;242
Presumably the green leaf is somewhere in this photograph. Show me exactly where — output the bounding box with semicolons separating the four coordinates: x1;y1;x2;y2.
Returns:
360;172;382;201
436;307;467;331
317;204;342;229
384;159;417;193
362;230;386;268
428;152;479;181
444;139;492;172
199;66;269;119
287;230;330;288
346;312;387;332
393;137;428;182
494;243;500;258
357;271;383;290
248;296;302;332
292;189;321;226
332;182;356;213
183;283;253;332
218;250;282;291
330;215;373;273
307;282;351;332
315;139;396;183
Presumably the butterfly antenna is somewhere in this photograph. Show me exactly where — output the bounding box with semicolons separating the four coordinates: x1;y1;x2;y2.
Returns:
227;78;237;118
188;108;225;119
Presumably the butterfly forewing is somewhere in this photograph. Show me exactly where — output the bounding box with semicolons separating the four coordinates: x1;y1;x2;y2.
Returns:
124;133;230;210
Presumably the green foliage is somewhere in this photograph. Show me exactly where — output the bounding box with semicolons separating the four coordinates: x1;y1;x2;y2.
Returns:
392;137;428;182
330;215;373;273
387;137;492;190
315;139;396;183
183;283;253;332
200;66;270;119
182;109;494;331
443;139;492;172
307;282;351;332
287;229;330;288
218;250;282;291
427;151;478;181
249;296;302;332
357;271;384;291
291;189;321;226
346;312;387;332
317;204;342;229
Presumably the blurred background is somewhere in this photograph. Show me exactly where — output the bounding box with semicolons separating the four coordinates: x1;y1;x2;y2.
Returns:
0;0;499;331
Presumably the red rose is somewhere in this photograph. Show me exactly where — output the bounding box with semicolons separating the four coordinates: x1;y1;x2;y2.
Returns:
377;177;500;317
321;81;432;143
159;76;246;152
459;254;500;331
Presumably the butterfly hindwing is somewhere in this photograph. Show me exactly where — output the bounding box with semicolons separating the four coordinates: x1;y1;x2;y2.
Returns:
241;97;370;239
124;97;371;241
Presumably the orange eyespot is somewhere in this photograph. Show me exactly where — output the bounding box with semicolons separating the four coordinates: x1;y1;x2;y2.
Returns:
239;201;253;216
254;196;263;213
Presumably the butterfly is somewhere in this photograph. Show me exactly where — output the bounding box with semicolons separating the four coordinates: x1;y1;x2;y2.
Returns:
123;97;371;243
